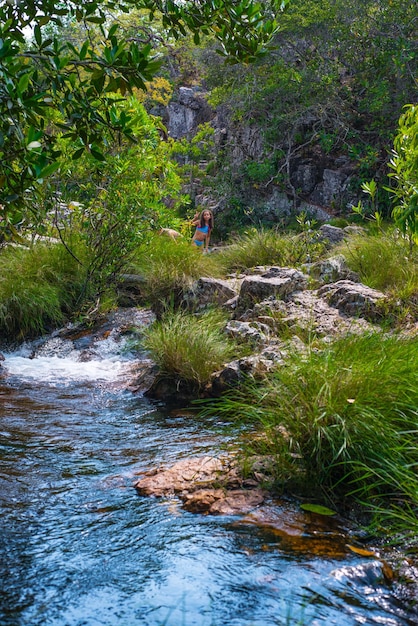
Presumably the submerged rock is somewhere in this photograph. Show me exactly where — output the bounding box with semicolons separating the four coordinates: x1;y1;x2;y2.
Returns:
134;456;268;515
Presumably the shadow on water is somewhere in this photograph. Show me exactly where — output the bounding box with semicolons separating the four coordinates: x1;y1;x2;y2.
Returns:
1;326;417;626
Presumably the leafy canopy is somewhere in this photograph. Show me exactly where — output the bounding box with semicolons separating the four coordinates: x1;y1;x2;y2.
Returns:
0;0;284;229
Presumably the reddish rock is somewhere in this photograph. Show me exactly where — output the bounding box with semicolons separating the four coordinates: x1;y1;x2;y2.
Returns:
134;456;267;515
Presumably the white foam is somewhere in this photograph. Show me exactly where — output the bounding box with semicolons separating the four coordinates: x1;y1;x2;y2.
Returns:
3;354;129;384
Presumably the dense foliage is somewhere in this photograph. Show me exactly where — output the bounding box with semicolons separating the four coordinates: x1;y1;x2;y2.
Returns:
191;0;418;226
0;0;281;234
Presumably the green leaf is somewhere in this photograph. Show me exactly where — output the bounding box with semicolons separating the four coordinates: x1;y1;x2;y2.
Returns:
39;161;60;178
300;503;336;516
34;25;42;47
18;73;30;93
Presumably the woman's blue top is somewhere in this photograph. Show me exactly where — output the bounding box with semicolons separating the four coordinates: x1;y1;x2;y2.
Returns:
196;225;209;234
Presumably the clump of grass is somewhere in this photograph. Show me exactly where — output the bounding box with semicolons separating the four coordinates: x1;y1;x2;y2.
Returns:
129;235;223;313
336;230;418;325
203;333;418;531
217;227;324;273
142;308;235;390
0;242;87;338
338;230;418;294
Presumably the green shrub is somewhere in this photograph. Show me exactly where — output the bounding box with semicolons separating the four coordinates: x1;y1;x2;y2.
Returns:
0;242;87;338
130;235;223;313
204;333;418;530
217;228;324;273
142;308;234;390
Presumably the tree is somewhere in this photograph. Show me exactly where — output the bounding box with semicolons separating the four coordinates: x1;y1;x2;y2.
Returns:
387;104;418;249
0;0;283;233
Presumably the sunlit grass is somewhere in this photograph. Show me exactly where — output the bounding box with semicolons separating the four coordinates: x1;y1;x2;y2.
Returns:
129;235;223;313
0;242;87;338
216;227;325;273
142;308;235;390
336;230;418;322
201;333;418;531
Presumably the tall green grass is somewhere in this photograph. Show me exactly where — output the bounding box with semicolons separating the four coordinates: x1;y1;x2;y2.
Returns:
0;242;87;338
337;231;418;314
203;333;418;530
142;308;234;390
216;228;325;273
129;235;223;313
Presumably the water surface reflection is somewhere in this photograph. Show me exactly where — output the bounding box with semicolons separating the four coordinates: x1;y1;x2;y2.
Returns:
0;346;415;625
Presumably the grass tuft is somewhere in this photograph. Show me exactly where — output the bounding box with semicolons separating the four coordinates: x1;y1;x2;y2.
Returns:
216;228;325;273
142;308;234;390
129;235;223;314
202;333;418;529
337;230;418;322
0;242;86;338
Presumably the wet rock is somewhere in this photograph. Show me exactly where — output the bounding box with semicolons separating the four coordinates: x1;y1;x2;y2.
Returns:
134;456;267;515
143;376;197;403
210;360;242;395
184;488;266;515
126;359;159;393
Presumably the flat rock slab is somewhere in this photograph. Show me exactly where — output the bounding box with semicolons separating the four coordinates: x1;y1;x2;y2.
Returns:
134;456;267;515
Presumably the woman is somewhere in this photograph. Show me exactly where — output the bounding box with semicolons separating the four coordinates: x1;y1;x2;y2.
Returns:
191;209;213;252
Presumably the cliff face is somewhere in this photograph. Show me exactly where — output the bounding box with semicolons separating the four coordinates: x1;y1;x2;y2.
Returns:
166;87;360;225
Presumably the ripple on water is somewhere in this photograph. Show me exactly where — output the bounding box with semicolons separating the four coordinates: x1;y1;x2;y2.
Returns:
1;338;417;626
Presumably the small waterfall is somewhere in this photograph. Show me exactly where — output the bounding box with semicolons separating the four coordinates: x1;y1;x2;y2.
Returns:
1;307;155;386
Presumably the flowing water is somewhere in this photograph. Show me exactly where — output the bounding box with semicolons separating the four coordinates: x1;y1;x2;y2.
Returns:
0;318;416;626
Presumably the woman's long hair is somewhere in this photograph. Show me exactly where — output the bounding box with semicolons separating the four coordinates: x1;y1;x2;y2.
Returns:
198;210;214;231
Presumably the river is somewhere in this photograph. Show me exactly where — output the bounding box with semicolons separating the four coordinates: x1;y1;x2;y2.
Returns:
0;315;416;626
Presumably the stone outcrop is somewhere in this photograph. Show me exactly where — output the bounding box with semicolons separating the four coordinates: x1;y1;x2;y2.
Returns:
318;280;386;322
309;254;359;283
167;87;214;139
235;267;309;316
183;276;242;310
134;456;268;515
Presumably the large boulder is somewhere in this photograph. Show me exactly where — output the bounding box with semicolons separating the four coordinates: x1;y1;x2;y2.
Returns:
183;276;241;310
235;267;308;317
318;280;387;321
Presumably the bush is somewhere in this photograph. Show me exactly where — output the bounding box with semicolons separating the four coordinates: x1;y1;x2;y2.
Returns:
129;235;223;314
142;308;235;390
0;242;87;339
